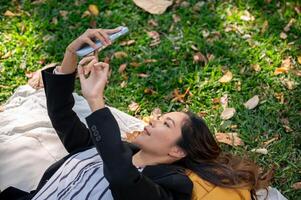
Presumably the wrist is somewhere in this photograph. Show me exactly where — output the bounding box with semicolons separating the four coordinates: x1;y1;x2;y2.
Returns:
87;98;105;112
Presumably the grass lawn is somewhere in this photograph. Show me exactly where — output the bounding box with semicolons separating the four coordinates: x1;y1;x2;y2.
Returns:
0;0;300;198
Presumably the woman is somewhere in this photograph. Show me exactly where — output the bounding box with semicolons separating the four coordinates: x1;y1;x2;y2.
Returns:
0;28;270;200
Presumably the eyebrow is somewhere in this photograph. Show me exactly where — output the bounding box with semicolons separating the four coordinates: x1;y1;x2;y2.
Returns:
166;117;176;127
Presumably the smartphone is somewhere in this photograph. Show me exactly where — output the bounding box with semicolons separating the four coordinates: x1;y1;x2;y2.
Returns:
76;26;129;57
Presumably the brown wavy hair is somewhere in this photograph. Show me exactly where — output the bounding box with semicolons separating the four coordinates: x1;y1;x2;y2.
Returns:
175;111;272;199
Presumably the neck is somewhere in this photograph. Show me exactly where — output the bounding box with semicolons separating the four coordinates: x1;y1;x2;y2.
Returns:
132;150;175;168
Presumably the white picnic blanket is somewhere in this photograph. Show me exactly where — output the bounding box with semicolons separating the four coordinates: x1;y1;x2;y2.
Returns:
0;85;287;200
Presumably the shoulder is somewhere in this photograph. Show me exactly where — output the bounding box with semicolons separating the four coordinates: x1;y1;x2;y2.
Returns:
143;164;193;194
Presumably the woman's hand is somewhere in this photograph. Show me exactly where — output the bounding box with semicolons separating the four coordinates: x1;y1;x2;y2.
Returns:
78;56;110;112
59;27;121;74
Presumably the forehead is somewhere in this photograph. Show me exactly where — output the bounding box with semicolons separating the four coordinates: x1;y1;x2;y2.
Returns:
162;112;188;126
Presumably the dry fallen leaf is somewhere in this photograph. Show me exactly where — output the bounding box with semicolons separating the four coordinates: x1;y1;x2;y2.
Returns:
292;182;301;190
144;88;156;95
1;51;12;59
128;101;140;112
81;10;91;18
130;62;141;67
219;71;233;83
263;135;279;147
193;52;208;64
240;10;255;21
252;64;261;72
172;88;190;103
118;63;127;73
191;44;199;51
147;31;161;46
148;19;158;27
88;4;99;16
113;51;128;59
244;95;260;110
297;55;301;64
59;10;69;20
120;40;135;46
280;32;287;39
4;10;17;17
172;14;181;23
133;0;173;15
125;131;144;143
261;20;269;34
220;94;228;108
138;73;149;78
215;132;244;147
274;92;284;104
284;18;296;32
220;108;236;120
151;107;162;119
251;148;268;155
143;59;157;63
274;57;291;75
120;81;127;88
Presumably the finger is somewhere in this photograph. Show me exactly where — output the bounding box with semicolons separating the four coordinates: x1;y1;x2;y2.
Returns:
97;30;111;45
83;37;97;49
84;59;98;75
102;27;122;34
79;55;96;66
78;66;85;82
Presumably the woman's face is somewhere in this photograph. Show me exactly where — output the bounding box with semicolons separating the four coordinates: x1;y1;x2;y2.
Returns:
132;112;188;158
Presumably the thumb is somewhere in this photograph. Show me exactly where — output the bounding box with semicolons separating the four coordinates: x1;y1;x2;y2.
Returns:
78;65;85;82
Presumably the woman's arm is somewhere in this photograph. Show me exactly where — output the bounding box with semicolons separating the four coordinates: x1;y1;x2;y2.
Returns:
43;28;120;153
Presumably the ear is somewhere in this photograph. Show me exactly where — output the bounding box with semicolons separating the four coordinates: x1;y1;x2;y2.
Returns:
168;146;186;159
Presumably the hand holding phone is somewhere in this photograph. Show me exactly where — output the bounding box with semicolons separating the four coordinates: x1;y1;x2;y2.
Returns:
76;26;129;57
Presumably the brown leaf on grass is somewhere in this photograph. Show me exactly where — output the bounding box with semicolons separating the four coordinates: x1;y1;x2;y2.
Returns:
274;57;291;75
147;31;161;47
151;107;162;119
148;19;158;27
212;98;220;104
172;14;181;23
172;88;190;103
274;92;284;104
251;148;268;155
130;62;141;67
261;20;269;34
1;51;12;59
263;135;279;147
138;73;150;78
144;88;156;95
125;131;144;143
207;53;215;61
133;0;173;15
120;40;135;46
297;55;301;64
244;95;260;110
190;45;199;51
128;101;140;112
295;6;301;15
219;71;233;83
193;52;208;64
215;132;244;147
252;64;261;72
113;51;128;59
220;94;229;108
240;10;255;21
4;10;18;17
143;59;158;63
284;18;296;32
220;108;236;120
81;10;91;18
198;111;207;117
59;10;69;20
280;32;287;39
88;4;99;16
280;78;296;90
120;81;127;88
118;63;127;73
292;182;301;190
193;1;205;12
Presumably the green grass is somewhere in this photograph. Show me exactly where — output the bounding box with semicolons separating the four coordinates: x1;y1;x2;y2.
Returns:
0;0;300;198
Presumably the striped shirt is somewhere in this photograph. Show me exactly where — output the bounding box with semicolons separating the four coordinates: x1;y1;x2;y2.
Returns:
32;148;113;200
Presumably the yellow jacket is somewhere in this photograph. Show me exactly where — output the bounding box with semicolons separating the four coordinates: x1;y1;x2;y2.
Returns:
187;170;251;200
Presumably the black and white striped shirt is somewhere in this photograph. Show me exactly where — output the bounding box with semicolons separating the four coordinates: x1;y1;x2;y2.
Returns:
32;148;113;200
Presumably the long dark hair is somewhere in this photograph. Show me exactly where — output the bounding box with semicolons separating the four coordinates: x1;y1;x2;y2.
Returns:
175;112;272;199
